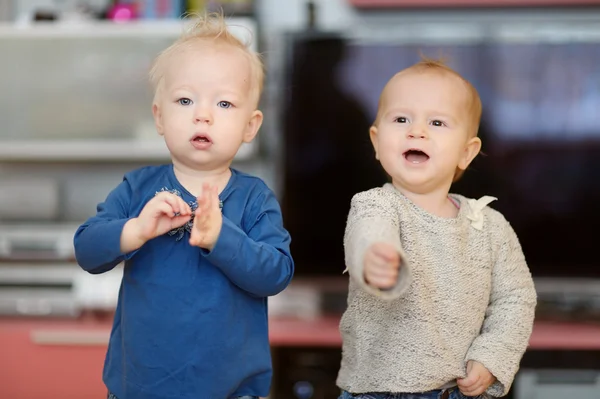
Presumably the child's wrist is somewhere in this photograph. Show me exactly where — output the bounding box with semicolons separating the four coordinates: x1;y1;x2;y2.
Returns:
121;218;147;252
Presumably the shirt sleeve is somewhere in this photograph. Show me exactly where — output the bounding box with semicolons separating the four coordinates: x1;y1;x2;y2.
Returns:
201;187;294;298
343;189;411;300
465;220;537;397
73;176;136;274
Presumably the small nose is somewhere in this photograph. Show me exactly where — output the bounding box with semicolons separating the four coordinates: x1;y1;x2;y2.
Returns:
194;107;212;125
407;126;427;139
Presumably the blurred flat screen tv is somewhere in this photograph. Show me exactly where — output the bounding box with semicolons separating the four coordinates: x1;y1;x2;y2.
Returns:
280;30;600;279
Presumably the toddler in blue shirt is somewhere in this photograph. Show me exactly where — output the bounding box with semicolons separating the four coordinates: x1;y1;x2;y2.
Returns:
74;12;294;399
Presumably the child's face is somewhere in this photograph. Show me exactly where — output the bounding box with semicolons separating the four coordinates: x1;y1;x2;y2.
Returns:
370;70;481;194
152;42;262;172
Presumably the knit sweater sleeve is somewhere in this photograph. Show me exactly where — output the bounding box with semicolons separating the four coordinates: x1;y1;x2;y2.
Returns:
466;215;537;397
343;188;411;300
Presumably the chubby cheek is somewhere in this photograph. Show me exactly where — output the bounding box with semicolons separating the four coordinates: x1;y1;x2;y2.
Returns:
376;144;402;175
161;121;190;150
162;134;184;155
379;155;400;177
377;134;402;157
163;107;192;130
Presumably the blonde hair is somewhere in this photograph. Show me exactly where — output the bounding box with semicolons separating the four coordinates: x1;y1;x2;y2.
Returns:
375;56;482;182
149;12;264;104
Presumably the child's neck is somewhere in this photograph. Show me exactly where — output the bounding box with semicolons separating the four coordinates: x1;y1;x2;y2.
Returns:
394;183;458;218
172;163;232;197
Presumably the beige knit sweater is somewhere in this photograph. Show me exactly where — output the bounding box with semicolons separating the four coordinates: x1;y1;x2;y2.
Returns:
337;184;537;397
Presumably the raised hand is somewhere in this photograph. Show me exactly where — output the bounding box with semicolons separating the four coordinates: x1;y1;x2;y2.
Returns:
364;242;401;289
189;183;222;250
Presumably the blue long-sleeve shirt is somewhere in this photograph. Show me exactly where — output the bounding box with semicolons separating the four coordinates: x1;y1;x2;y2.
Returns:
74;165;294;399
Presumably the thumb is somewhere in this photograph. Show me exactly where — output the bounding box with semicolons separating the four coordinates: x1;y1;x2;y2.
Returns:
189;227;201;246
466;360;474;374
458;361;475;384
373;243;399;263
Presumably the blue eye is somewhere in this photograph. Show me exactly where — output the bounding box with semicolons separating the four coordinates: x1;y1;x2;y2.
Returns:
178;98;192;106
218;101;232;109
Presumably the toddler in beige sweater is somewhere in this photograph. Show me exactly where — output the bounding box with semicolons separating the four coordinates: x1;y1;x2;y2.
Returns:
337;59;537;399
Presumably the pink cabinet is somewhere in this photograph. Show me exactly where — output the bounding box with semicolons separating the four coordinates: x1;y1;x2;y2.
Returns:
0;317;110;399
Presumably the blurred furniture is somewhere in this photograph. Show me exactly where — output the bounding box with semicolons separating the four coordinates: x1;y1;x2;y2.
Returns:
348;0;600;8
1;314;599;399
0;18;257;163
515;369;600;399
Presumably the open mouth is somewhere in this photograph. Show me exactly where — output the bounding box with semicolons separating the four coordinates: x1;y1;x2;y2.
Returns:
403;149;430;164
192;134;212;143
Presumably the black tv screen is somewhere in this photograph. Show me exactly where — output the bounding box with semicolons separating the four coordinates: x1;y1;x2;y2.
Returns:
281;32;600;279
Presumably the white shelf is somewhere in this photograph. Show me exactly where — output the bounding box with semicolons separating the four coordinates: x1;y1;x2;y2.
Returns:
0;17;260;163
0;139;257;162
0;20;185;37
0;17;257;48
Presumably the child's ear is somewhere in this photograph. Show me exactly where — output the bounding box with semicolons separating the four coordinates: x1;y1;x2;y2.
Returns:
152;103;164;136
369;125;380;160
458;136;482;171
243;110;263;143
